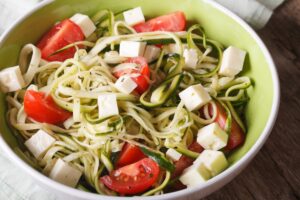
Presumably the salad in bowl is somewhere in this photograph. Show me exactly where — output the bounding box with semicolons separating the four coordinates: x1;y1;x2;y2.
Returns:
1;6;253;197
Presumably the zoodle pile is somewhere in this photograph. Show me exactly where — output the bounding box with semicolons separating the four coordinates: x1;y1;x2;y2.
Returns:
4;7;251;196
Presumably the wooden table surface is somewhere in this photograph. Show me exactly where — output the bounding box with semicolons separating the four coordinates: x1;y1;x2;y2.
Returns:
204;1;300;199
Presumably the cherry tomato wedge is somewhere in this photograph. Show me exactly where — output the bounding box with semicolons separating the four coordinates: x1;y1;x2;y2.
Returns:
24;90;72;124
101;158;160;195
133;11;186;33
37;19;85;62
113;57;150;94
172;141;204;178
209;102;245;150
116;143;146;168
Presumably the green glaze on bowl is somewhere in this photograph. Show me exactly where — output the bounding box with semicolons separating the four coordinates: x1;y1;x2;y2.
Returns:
0;0;278;198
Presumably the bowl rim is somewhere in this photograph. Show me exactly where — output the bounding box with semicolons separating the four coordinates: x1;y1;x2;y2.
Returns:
0;0;280;199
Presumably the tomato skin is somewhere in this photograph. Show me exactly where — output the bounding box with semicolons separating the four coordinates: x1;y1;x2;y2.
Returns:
37;19;85;62
171;141;204;178
101;158;160;195
133;11;186;32
209;102;245;150
24;90;72;124
116;143;146;168
113;57;150;94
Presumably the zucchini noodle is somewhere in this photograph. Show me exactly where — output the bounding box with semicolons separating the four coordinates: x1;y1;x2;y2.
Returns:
4;9;252;197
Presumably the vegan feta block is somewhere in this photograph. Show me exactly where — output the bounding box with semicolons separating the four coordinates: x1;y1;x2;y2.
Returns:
166;148;182;161
179;84;211;111
98;93;119;118
219;46;246;77
70;13;96;38
119;41;146;57
115;75;137;94
123;7;145;26
144;45;161;63
194;150;228;176
197;123;228;150
179;164;212;187
0;66;25;93
24;130;56;159
49;159;82;187
183;48;199;69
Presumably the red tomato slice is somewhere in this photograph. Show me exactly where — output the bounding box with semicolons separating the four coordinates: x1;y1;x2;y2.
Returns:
116;143;146;168
133;11;186;33
209;102;245;150
24;90;72;124
37;19;85;62
101;158;160;195
113;57;150;94
171;141;204;178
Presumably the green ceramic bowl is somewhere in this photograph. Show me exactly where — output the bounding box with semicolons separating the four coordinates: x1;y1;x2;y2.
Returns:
0;0;280;199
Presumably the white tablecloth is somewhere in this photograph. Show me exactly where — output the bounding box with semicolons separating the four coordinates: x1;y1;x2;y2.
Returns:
0;0;284;199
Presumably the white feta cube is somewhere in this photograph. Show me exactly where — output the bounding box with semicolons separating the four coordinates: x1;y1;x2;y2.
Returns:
0;66;25;93
63;117;75;129
123;7;145;26
183;48;199;69
98;93;119;118
70;13;96;38
27;84;38;91
166;148;182;161
194;150;228;176
144;45;161;63
115;75;137;94
49;159;82;187
179;164;211;187
179;84;212;111
25;130;56;159
219;46;246;77
197;123;228;151
119;41;146;57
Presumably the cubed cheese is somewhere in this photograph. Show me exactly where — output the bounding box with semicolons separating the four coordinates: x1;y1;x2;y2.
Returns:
70;13;96;38
114;75;137;94
63;117;75;129
179;84;211;111
144;45;161;63
119;41;146;57
179;164;212;187
27;84;38;91
123;7;145;26
0;66;25;93
98;93;119;118
219;46;246;77
24;130;56;159
49;159;82;187
166;148;182;161
197;123;228;150
194;150;228;176
183;48;199;69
